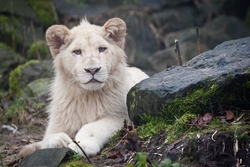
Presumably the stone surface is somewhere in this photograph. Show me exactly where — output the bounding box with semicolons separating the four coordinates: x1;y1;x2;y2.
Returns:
20;148;75;167
127;36;250;124
23;78;51;99
9;60;53;97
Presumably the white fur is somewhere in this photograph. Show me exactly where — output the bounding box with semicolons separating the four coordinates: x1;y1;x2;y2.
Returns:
18;18;148;158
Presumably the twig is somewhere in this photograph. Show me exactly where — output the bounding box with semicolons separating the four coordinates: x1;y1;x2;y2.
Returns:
102;133;128;153
174;39;182;66
227;105;250;112
196;27;201;55
232;113;245;124
73;140;92;164
28;107;45;120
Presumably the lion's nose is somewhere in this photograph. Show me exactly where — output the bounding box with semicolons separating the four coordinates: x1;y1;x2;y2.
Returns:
84;67;101;75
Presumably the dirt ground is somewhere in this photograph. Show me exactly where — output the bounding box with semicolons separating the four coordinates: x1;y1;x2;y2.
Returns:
0;123;45;166
1;114;250;167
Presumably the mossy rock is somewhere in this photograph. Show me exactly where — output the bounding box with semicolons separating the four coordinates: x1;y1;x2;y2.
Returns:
9;60;53;97
128;37;250;125
0;43;25;91
27;40;51;60
23;78;51;99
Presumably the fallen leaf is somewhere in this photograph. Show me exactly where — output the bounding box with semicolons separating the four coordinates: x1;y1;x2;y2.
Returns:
224;110;234;121
193;113;213;129
108;151;123;159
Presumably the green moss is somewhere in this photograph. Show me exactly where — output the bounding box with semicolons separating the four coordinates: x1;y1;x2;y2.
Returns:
243;80;250;88
165;113;197;143
137;114;168;139
27;40;50;60
62;161;93;167
163;84;218;121
137;80;250;142
9;60;39;97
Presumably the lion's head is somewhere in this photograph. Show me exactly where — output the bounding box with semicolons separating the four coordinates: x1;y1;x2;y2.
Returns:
46;18;127;91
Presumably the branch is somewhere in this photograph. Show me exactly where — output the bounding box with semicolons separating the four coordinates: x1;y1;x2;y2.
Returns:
73;140;92;164
196;27;201;55
175;39;182;66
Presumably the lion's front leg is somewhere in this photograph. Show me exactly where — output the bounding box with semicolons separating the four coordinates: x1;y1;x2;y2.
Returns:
68;116;124;156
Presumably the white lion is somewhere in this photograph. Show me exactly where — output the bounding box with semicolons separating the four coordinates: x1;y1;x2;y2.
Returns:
18;18;148;158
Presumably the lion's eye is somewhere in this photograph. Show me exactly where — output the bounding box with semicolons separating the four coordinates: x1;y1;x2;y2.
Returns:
73;49;82;55
99;47;107;53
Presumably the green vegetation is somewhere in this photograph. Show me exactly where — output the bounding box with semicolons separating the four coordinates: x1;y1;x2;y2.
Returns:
165;113;197;143
164;84;218;120
126;152;180;167
25;0;57;27
137;113;167;139
0;153;4;167
60;153;93;167
2;98;25;124
27;40;51;60
9;60;39;97
62;161;94;167
1;96;46;125
0;14;22;49
136;80;250;143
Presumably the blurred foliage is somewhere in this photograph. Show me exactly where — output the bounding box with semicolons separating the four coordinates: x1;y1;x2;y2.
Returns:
0;14;22;50
27;40;51;60
24;0;57;27
65;0;87;9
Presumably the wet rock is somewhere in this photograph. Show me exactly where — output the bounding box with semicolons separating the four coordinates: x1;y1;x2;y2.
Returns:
127;36;250;124
20;148;76;167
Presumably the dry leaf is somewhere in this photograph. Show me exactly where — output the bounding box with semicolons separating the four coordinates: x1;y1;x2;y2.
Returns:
224;110;234;121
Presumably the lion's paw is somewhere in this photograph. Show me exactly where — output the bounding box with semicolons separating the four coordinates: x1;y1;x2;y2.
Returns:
42;132;72;149
68;139;101;156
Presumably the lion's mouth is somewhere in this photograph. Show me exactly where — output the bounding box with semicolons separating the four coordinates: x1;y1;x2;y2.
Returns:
85;78;103;84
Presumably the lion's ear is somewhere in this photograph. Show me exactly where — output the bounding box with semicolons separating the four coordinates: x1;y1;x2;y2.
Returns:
103;18;126;49
46;25;70;57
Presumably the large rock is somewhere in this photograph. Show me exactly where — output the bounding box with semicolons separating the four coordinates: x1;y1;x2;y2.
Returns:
9;60;53;97
20;148;75;167
127;36;250;124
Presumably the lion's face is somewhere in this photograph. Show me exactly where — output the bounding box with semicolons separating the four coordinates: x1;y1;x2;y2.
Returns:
46;18;127;91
